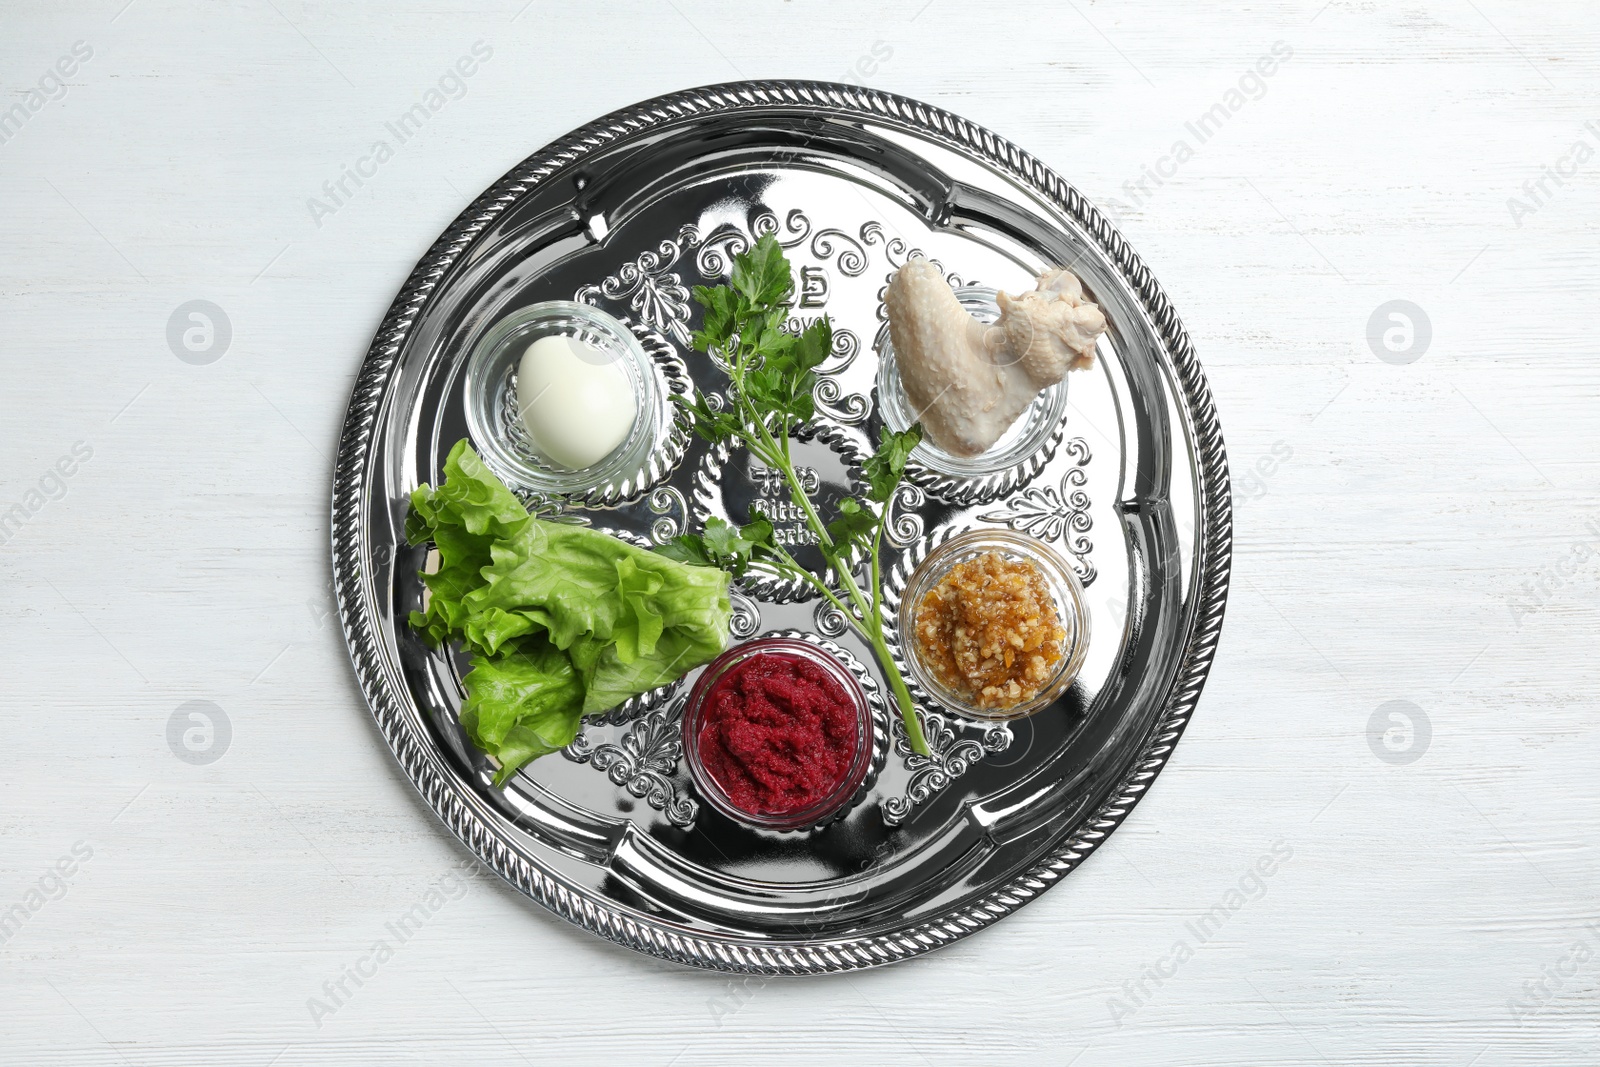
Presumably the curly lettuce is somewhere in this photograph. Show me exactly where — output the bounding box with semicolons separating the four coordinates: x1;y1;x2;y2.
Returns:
407;440;731;783
459;639;584;785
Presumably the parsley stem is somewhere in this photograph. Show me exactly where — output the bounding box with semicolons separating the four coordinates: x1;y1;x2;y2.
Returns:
765;536;929;757
763;540;856;621
687;236;931;758
873;629;929;756
747;418;929;758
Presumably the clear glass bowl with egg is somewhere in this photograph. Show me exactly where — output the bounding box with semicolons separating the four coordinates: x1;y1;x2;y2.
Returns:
463;301;662;497
896;528;1091;723
875;285;1073;482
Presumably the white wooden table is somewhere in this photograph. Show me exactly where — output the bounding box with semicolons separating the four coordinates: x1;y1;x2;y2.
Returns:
3;2;1596;1063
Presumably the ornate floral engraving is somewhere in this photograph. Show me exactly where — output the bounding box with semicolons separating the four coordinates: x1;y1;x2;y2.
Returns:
813;600;849;637
860;221;968;285
881;711;1012;827
697;210;813;280
860;221;909;271
814;324;867;425
576;223;702;347
825;322;859;372
976;437;1096;585
775;316;865;424
811;228;868;276
885;483;925;548
729;591;762;639
695;229;747;279
753;208;812;248
508;488;591;524
583;680;681;727
566;704;698;827
813;373;868;425
647;485;688;544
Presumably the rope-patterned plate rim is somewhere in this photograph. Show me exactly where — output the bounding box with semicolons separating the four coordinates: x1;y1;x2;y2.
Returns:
331;80;1232;975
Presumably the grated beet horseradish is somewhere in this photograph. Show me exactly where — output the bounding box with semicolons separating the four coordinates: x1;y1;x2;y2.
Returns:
695;650;861;817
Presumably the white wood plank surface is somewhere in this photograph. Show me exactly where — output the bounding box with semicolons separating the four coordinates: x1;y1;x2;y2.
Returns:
2;1;1596;1063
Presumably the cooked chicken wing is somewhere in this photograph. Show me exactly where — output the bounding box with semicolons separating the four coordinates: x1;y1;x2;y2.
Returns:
884;259;1106;457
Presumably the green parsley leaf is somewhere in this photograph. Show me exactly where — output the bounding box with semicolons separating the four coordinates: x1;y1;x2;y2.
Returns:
654;534;713;568
673;391;741;445
740;514;779;560
678;234;932;757
791;316;833;376
825;497;877;554
730;233;793;310
863;424;924;503
659;515;783;579
701;515;755;564
690;284;741;353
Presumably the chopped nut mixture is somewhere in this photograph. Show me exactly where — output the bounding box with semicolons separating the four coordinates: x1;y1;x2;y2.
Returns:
912;550;1066;710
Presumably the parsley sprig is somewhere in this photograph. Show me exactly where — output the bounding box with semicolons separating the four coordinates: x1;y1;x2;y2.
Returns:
656;234;931;756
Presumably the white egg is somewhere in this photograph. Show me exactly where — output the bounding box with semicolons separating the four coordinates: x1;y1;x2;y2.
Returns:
516;335;637;470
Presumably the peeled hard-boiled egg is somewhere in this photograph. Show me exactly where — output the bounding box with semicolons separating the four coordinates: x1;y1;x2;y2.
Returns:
516;334;637;470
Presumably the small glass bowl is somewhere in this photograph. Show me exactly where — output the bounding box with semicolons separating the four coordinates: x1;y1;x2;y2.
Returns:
463;300;661;495
682;638;875;833
896;528;1091;722
876;285;1072;480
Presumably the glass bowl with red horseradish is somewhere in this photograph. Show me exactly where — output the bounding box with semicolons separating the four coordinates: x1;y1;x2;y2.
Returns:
682;637;875;832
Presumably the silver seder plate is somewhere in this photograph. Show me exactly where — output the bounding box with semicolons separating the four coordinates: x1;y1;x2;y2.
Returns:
331;81;1232;974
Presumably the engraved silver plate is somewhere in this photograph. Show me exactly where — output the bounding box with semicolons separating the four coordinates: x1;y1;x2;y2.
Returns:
331;82;1232;974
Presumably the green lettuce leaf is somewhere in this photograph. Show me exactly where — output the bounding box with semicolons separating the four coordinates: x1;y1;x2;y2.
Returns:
462;519;732;714
459;638;584;786
406;441;734;773
570;623;730;717
406;439;533;648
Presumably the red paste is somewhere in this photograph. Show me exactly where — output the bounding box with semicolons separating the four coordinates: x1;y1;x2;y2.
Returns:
696;651;861;816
